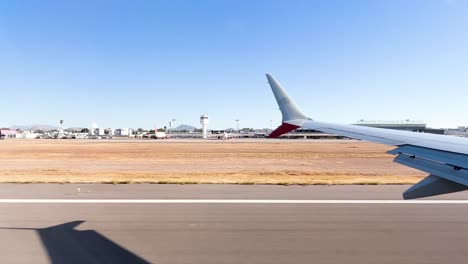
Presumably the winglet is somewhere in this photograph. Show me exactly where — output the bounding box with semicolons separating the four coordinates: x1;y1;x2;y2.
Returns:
267;74;308;138
266;74;308;122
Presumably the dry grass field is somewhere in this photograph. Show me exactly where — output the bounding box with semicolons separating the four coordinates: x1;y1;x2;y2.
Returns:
0;139;425;185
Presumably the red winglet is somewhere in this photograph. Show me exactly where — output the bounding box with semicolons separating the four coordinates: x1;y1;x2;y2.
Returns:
267;123;300;138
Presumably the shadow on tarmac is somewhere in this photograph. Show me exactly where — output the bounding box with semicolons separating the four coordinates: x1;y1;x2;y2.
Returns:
0;221;150;264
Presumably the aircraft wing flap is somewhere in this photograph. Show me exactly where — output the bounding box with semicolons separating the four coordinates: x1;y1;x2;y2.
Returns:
394;154;468;186
388;145;468;171
389;145;468;199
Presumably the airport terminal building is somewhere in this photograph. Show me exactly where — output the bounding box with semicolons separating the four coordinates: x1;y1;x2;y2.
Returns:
0;128;17;139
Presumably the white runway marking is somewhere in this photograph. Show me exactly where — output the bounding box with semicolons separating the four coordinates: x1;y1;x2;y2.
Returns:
0;199;467;204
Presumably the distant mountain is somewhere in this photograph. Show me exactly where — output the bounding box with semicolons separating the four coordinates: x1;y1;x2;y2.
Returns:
10;124;60;131
173;124;196;131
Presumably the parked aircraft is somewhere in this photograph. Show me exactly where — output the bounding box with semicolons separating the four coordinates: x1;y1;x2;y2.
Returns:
266;74;468;199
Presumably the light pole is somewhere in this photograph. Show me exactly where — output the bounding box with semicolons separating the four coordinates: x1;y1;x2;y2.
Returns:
60;120;64;130
235;119;240;131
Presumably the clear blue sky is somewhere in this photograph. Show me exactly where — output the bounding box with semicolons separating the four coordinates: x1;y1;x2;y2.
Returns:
1;0;467;129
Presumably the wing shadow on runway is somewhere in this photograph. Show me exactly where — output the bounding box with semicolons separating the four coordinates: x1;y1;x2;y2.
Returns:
0;221;150;264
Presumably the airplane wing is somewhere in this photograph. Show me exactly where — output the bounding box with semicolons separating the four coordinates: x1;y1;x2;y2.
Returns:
266;74;468;199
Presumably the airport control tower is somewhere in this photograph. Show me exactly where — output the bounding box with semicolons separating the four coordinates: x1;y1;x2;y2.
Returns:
200;114;209;139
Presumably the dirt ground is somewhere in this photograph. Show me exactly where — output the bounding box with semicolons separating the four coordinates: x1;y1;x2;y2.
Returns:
0;139;425;184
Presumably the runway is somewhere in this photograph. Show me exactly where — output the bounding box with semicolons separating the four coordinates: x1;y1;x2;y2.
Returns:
1;184;468;264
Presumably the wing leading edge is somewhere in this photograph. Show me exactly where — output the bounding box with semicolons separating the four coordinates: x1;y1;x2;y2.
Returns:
266;74;468;199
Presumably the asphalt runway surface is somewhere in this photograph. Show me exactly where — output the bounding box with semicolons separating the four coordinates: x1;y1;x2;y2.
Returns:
1;184;468;264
